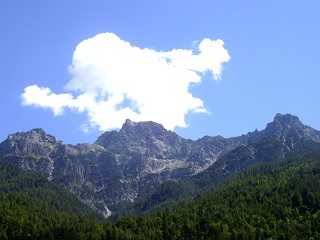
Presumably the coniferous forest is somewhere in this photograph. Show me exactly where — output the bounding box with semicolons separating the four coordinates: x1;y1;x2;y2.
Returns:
1;154;320;239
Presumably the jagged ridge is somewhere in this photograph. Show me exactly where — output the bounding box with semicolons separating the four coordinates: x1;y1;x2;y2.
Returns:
0;113;319;217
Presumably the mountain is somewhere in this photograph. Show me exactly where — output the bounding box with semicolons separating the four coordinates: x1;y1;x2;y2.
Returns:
0;161;106;239
107;154;320;239
2;153;320;239
189;113;320;189
112;114;320;218
0;113;319;217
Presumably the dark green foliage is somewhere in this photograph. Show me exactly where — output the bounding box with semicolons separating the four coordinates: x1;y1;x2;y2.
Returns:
0;161;105;239
118;136;320;218
111;180;198;220
111;137;320;220
109;154;320;239
191;137;320;192
2;153;320;239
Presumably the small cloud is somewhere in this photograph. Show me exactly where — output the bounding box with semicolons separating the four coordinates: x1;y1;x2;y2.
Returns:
21;32;230;132
21;85;75;116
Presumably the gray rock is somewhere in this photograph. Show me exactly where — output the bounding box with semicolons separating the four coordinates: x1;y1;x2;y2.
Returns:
0;113;319;217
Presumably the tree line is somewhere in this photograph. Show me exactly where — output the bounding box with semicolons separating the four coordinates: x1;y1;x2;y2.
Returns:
1;154;320;239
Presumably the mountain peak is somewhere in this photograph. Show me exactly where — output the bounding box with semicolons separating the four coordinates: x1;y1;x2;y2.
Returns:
95;119;186;154
273;113;301;125
0;128;57;156
123;119;138;128
262;113;320;142
7;128;57;143
120;119;169;136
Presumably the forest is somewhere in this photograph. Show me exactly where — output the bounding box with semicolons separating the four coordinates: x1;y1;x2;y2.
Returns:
1;154;320;239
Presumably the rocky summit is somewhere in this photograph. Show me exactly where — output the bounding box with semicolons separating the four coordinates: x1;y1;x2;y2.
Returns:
0;113;319;217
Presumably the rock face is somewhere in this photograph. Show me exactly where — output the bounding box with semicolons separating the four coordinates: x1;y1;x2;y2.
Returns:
246;113;320;144
0;113;319;217
0;128;58;156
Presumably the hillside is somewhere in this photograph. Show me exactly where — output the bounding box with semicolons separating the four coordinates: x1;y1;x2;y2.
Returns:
111;134;320;218
107;154;320;239
0;161;105;239
1;154;320;239
0;113;319;217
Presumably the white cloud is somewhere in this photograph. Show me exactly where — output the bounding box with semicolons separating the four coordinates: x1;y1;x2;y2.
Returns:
21;32;230;132
21;85;75;115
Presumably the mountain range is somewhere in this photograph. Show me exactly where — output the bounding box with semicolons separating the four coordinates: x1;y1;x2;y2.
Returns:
0;113;319;217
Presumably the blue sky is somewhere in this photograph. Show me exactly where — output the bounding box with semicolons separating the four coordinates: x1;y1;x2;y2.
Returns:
1;1;319;144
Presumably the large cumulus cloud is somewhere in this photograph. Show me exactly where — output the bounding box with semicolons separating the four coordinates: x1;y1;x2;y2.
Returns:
21;32;230;132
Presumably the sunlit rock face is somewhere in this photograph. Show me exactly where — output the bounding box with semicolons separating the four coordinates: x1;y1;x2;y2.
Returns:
0;128;58;156
1;113;319;217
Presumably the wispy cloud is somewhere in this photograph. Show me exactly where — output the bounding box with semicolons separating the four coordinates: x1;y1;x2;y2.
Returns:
21;32;230;132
